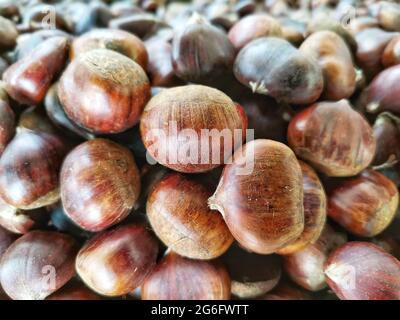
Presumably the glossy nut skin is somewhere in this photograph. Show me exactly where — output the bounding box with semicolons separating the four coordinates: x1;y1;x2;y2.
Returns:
58;48;150;134
288;100;376;177
0;99;14;155
382;35;400;68
71;28;148;69
277;161;327;255
325;242;400;300
299;31;356;101
283;224;347;292
140;85;247;173
3;36;69;105
147;173;233;260
141;252;231;300
0;16;18;50
328;170;399;237
228;14;282;50
76;224;158;297
233;37;323;105
47;281;101;300
0;231;78;300
60;139;141;232
208;139;304;254
220;243;281;298
371;1;400;32
172;13;235;85
0;130;67;209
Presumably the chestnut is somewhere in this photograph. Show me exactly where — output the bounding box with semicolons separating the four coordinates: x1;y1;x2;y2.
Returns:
0;130;67;209
18;106;56;135
60;139;141;232
372;236;400;260
283;224;347;292
220;243;281;298
359;65;400;115
369;1;400;32
279;18;307;46
261;280;313;300
233;37;323;104
141;252;231;300
0;98;14;155
288;100;376;177
0;16;17;51
228;14;282;51
47;281;101;300
382;35;400;68
208;139;304;254
146;173;233;260
0;230;78;300
347;16;379;36
325;242;400;300
76;224;158;297
328;169;399;238
299;31;356;101
171;13;235;85
58;48;150;134
140;85;247;173
277;161;327;255
3;36;69;105
71;28;148;69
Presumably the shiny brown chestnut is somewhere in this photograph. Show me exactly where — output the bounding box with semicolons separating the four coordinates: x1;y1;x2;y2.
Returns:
17;106;56;135
0;16;17;51
71;28;148;69
325;242;400;300
140;85;247;173
146;173;233;260
299;31;356;101
141;252;231;300
0;129;67;209
328;169;399;237
382;35;400;68
228;14;282;51
3;36;69;105
47;281;101;300
370;1;400;32
277;161;327;255
76;224;158;296
208;139;304;254
220;244;281;298
0;230;78;300
234;37;323;105
58;48;150;134
0;98;14;155
283;224;347;292
172;13;235;85
288;100;376;177
60;139;141;232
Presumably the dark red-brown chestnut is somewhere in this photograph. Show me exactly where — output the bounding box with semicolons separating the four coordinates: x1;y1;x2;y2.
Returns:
47;281;101;300
60;139;141;232
382;35;400;68
0;230;78;300
58;48;150;134
0;99;14;155
208;139;304;254
288;100;376;177
141;252;231;300
261;280;312;300
146;173;233;260
324;242;400;300
76;224;158;296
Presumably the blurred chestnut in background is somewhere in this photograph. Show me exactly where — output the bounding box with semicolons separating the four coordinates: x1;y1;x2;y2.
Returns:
141;252;231;300
220;244;281;298
299;31;356;101
234;37;323;104
71;28;148;69
328;169;399;237
0;16;17;51
146;173;233;260
359;64;400;115
140;85;247;173
347;16;379;36
0;231;78;300
61;139;141;232
209;139;304;254
76;224;158;296
0;99;14;155
369;1;400;32
382;35;400;68
283;224;347;292
47;281;100;300
228;14;282;50
172;13;235;85
279;18;307;46
0;130;67;209
59;48;150;134
3;36;69;105
325;242;400;300
288;100;376;177
277;161;326;255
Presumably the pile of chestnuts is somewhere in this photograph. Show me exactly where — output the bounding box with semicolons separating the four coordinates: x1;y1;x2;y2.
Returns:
0;0;399;301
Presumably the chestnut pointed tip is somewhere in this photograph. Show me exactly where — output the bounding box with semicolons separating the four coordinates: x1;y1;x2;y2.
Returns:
366;102;380;113
249;81;269;95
